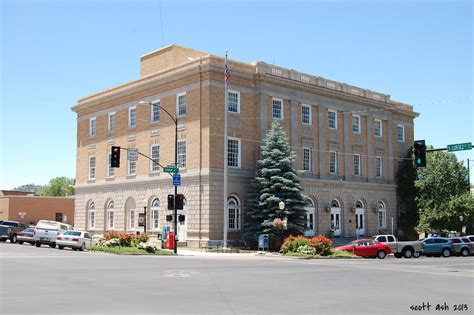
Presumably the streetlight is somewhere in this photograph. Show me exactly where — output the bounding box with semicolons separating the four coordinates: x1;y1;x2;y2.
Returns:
278;201;287;230
138;100;178;254
143;198;148;234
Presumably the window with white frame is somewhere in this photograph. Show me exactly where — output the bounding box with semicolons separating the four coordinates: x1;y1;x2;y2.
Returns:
374;119;382;137
376;156;383;178
397;124;405;142
151;101;160;123
354;154;361;176
228;196;240;230
303;147;312;171
88;156;96;180
329;151;338;174
108;112;116;133
88;202;95;229
129;106;137;128
89;117;96;137
107;153;114;177
177;93;186;116
177;140;186;168
151;198;159;230
227;137;241;168
328;110;337;129
128;159;136;175
352;115;360;133
305;199;315;231
272;98;283;120
378;201;387;229
107;201;115;229
228;90;240;113
301;104;311;125
150;145;160;172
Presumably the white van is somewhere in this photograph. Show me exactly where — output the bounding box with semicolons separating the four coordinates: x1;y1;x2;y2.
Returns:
34;220;73;248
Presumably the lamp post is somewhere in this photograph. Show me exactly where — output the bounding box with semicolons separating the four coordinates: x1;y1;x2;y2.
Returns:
278;201;287;230
139;100;178;254
143;198;148;235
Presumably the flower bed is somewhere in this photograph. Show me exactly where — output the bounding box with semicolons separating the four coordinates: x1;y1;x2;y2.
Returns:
91;231;173;255
280;235;358;258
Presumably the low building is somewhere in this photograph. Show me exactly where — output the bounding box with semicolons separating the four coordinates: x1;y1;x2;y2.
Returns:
0;191;74;226
71;45;418;247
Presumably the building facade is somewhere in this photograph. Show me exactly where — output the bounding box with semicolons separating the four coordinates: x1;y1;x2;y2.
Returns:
72;45;418;247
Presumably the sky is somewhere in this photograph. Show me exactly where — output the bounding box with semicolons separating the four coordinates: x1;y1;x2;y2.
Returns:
1;0;473;189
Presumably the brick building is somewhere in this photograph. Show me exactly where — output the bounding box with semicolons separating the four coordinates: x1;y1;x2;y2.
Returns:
71;45;418;247
0;191;74;225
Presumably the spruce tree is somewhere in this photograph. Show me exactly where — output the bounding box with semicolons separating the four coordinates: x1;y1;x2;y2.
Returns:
244;122;309;245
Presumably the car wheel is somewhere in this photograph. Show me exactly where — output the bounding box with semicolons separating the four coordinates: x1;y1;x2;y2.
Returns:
377;250;387;259
442;249;451;257
394;253;403;258
18;241;24;245
461;248;470;257
79;243;85;251
10;235;17;244
413;252;421;258
49;243;56;249
35;242;41;247
403;249;414;259
58;246;64;250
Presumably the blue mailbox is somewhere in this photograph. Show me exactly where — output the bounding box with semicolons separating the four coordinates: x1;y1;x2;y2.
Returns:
258;234;269;251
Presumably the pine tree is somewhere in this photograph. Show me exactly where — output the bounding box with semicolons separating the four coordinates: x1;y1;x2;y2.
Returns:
244;122;309;245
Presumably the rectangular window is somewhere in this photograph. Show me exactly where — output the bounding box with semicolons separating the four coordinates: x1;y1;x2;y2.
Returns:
107;211;114;229
128;159;136;175
88;156;96;180
129;210;135;230
108;112;116;133
376;156;383;178
129;106;137;128
353;154;361;176
378;210;386;229
177;140;186;168
153;209;159;229
150;145;160;172
301;104;311;125
107;153;114;177
352;115;360;133
227;137;241;168
303;147;312;171
151;101;160;123
272;98;283;120
228;90;240;113
177;92;186;116
88;211;95;229
89;117;96;137
328;110;337;129
397;124;405;142
329;151;338;174
374;119;382;137
229;208;240;230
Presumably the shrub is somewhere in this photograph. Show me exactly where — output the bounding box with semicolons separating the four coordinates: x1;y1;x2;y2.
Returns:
118;233;133;247
137;242;159;253
310;235;333;256
280;236;312;254
297;245;316;255
103;230;119;240
99;238;120;247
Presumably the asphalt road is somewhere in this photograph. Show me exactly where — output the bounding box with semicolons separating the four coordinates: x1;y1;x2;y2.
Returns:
1;242;473;315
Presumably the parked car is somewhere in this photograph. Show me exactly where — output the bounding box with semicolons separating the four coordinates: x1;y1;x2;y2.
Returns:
372;234;422;258
466;235;474;242
420;237;455;257
56;231;95;251
0;221;28;243
450;237;471;257
34;220;73;248
17;228;36;245
335;239;392;259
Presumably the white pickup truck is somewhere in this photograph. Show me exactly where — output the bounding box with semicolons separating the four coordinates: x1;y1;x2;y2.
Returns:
372;234;422;258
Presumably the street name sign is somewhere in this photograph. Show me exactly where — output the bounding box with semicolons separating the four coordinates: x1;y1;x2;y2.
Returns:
173;174;181;186
127;148;139;161
447;142;472;152
164;166;179;173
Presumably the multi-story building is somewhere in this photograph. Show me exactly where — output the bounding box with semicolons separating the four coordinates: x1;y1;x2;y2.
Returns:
72;45;418;247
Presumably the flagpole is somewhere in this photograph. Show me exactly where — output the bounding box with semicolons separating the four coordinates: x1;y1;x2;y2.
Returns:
223;51;229;249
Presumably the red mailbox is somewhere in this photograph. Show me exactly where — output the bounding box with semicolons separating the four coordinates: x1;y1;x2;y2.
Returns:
166;231;174;250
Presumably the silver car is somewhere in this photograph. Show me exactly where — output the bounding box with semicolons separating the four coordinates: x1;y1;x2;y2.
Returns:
56;231;95;251
17;228;36;245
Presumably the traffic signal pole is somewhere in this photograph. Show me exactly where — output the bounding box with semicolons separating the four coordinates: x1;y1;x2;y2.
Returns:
174;116;178;254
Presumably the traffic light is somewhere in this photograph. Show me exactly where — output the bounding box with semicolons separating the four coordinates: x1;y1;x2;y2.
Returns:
166;215;173;222
167;194;174;210
178;214;185;223
111;146;121;168
414;140;426;168
176;194;185;210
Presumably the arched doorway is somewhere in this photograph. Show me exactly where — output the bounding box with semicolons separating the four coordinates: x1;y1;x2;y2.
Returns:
87;201;95;230
228;196;241;230
355;200;365;237
331;200;341;237
304;199;316;237
106;200;115;230
150;198;160;231
378;201;387;232
125;197;136;232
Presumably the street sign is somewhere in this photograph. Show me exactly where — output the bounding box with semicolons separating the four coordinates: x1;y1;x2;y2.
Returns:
447;142;472;152
127;148;139;161
173;174;181;186
164;166;179;173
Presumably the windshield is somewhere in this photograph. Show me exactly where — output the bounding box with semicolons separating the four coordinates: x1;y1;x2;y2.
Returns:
36;221;58;230
63;231;81;236
22;228;34;233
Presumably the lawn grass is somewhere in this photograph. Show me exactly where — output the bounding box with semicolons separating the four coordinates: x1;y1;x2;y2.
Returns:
283;250;359;259
88;245;174;255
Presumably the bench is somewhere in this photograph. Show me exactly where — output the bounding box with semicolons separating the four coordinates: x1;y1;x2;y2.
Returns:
201;240;224;252
227;240;251;253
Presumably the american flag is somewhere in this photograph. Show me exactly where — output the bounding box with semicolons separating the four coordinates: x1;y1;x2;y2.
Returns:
224;62;230;83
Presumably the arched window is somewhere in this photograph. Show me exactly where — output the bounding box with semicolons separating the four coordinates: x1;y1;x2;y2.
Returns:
378;201;386;229
88;202;95;229
331;200;340;208
107;200;115;230
355;200;364;209
228;196;240;230
151;198;160;230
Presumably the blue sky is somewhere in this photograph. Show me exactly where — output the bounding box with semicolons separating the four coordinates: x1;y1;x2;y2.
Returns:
1;0;472;189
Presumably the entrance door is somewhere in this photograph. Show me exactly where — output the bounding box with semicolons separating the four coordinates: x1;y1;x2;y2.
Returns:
356;208;365;237
331;207;341;237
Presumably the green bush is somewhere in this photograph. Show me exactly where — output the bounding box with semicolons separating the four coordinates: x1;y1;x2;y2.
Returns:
280;236;312;254
310;235;333;256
